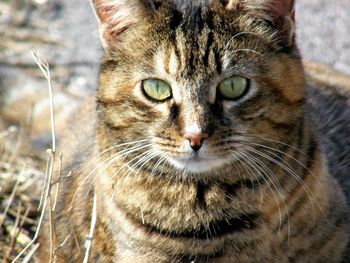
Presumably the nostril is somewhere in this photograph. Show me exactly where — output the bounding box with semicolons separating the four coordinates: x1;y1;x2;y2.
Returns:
183;133;209;152
190;143;202;152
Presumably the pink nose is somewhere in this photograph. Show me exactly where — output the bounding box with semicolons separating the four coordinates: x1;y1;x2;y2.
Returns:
183;133;209;152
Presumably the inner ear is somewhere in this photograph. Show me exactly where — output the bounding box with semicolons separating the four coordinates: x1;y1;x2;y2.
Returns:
225;0;296;47
269;0;295;47
268;0;294;19
90;0;152;49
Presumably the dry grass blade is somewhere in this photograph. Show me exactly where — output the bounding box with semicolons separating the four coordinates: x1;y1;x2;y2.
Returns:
0;179;20;229
31;48;56;153
83;192;97;263
52;153;63;212
48;151;58;262
17;205;31;241
38;153;51;211
22;243;40;263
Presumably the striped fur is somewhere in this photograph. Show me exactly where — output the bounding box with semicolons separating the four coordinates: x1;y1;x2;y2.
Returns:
39;1;349;262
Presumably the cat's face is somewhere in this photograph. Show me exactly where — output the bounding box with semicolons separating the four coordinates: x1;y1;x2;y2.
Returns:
95;0;304;178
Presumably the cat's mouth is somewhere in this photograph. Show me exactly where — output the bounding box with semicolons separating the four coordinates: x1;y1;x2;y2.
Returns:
169;155;228;173
155;139;235;174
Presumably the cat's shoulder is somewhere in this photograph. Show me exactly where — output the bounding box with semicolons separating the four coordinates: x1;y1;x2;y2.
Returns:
58;95;97;162
304;61;350;99
304;61;350;206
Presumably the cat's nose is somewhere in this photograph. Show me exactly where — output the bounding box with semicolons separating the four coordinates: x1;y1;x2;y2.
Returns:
183;133;209;152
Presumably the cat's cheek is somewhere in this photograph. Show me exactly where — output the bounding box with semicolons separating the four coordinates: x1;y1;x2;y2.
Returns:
221;101;246;115
154;103;172;116
222;101;236;112
171;83;182;104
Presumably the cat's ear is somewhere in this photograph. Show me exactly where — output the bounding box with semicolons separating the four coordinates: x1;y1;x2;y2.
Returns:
226;0;296;47
265;0;295;47
90;0;151;49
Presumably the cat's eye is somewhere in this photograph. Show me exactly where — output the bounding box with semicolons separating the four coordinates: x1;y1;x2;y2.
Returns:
142;79;172;102
218;76;249;100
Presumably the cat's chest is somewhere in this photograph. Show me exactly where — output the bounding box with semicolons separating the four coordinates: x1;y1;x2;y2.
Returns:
94;171;282;262
87;149;348;263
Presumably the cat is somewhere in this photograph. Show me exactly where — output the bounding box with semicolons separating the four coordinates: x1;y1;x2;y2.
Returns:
38;0;350;262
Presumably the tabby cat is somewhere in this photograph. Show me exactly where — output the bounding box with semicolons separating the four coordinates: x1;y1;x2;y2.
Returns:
38;0;350;262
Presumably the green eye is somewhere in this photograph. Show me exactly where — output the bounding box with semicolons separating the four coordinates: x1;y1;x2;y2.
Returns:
142;79;172;101
218;76;249;100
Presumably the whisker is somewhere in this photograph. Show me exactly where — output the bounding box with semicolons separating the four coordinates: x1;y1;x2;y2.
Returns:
244;141;322;187
239;152;284;225
73;138;152;189
240;151;290;241
243;144;319;219
232;48;263;56
150;156;167;177
221;133;321;223
69;142;152;209
115;152;155;187
234;152;265;207
121;150;158;180
85;138;152;167
133;152;159;177
241;134;309;158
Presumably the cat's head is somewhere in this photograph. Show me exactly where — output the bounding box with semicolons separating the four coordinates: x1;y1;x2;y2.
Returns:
92;0;305;179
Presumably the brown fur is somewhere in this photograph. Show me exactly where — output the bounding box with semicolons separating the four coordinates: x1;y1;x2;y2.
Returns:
38;1;349;262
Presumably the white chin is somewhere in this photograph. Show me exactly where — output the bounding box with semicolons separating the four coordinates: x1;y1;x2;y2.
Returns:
170;157;227;173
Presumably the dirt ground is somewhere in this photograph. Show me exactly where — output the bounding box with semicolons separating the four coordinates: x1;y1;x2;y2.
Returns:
0;0;349;261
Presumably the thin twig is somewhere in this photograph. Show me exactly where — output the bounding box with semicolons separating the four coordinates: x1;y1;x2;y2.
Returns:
18;205;31;235
31;48;56;153
48;200;56;263
83;192;97;263
22;243;40;263
31;50;58;262
48;153;57;263
38;153;51;211
0;179;20;229
13;49;57;262
52;153;63;212
56;234;71;250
